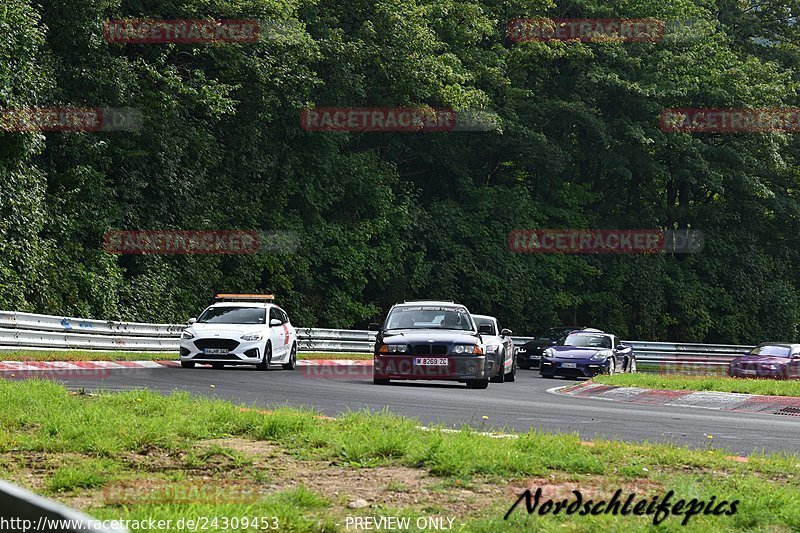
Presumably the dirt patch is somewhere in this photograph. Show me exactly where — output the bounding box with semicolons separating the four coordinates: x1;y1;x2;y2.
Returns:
0;439;669;521
510;474;663;500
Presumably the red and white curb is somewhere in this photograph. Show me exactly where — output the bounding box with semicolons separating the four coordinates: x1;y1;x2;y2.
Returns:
0;359;371;372
556;381;800;417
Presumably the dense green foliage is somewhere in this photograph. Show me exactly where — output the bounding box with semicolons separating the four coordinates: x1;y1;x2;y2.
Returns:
1;0;799;342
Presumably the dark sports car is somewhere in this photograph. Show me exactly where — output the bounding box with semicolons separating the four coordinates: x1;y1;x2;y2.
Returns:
370;301;493;389
729;343;800;379
516;326;585;369
540;329;636;379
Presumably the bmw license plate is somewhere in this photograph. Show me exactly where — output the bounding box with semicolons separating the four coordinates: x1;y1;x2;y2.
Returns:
204;348;229;355
562;362;577;368
414;357;448;366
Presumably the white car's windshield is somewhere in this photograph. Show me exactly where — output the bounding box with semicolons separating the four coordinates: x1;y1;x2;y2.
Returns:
197;307;266;324
473;317;497;335
563;333;612;349
385;306;474;331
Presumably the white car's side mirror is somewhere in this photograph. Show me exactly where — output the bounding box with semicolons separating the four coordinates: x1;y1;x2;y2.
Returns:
269;318;282;326
188;318;197;325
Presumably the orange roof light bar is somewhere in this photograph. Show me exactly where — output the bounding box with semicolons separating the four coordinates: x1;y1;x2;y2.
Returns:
215;293;275;301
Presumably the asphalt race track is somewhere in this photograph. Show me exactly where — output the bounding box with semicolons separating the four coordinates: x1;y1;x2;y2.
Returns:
41;365;800;456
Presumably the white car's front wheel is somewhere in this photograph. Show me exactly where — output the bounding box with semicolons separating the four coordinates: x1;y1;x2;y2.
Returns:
257;343;272;371
282;344;297;370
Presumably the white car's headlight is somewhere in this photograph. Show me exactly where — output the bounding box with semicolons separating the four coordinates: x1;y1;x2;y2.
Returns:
181;330;195;340
241;333;263;341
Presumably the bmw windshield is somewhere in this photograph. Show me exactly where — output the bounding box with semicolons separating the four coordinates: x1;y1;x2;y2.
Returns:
384;306;475;331
750;345;792;358
197;307;267;324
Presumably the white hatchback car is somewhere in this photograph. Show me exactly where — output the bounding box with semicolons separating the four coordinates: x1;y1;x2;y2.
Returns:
179;294;297;370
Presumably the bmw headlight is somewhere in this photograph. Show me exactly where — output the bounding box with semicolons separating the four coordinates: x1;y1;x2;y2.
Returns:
379;344;409;353
181;330;195;340
241;333;263;341
591;351;612;361
453;345;483;355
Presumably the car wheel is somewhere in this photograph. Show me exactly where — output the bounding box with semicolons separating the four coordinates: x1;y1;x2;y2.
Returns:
282;344;297;370
506;360;517;382
256;343;272;371
373;377;390;385
490;355;505;383
607;357;616;375
211;363;225;369
628;357;637;373
180;361;195;368
466;379;489;389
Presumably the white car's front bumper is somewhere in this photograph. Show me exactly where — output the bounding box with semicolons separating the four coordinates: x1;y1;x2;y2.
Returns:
180;337;265;364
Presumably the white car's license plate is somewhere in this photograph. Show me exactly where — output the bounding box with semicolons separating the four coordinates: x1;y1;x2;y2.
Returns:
562;362;577;368
414;357;448;366
204;348;229;355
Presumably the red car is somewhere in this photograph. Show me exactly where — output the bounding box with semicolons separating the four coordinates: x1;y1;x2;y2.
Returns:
729;343;800;379
369;301;492;389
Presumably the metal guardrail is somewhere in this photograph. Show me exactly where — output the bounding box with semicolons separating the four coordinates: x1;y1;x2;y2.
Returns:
0;311;755;371
0;479;127;532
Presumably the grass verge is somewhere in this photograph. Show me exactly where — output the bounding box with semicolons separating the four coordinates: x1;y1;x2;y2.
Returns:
0;350;371;361
0;380;797;531
594;373;800;397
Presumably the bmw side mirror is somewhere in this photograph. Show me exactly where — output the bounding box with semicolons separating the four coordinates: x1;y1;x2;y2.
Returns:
269;318;282;326
368;322;380;331
478;324;492;334
501;328;512;336
188;318;197;325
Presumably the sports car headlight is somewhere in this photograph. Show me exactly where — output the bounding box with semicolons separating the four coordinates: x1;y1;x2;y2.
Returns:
591;351;612;361
485;345;499;354
453;345;483;355
181;330;195;340
379;344;408;353
240;333;263;341
542;348;554;359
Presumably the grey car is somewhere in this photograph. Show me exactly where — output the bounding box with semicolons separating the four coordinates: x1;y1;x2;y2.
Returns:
472;314;516;383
